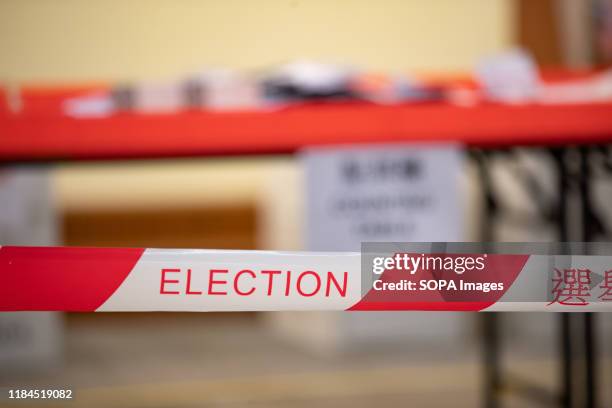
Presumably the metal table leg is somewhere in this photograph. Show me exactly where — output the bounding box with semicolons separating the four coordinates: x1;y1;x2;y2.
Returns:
553;146;599;408
473;149;501;408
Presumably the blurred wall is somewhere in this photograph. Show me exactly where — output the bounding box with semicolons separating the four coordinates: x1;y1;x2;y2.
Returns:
0;0;514;82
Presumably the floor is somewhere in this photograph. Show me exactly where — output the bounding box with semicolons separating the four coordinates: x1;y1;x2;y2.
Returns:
0;313;610;408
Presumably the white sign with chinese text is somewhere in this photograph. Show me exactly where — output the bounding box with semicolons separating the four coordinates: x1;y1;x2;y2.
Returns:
302;143;464;250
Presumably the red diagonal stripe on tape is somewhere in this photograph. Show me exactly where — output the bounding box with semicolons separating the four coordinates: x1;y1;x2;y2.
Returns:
0;246;144;311
348;254;529;311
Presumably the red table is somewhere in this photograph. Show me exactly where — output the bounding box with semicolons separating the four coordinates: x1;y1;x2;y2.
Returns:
1;78;612;162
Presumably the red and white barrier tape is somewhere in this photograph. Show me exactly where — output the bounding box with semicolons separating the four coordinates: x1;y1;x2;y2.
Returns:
1;246;611;312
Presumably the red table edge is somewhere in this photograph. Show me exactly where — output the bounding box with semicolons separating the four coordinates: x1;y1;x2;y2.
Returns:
2;69;612;162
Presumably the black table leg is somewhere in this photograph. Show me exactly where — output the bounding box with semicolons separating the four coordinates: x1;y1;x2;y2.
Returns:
473;149;500;408
578;146;597;408
552;148;574;408
561;313;573;408
483;313;500;408
553;146;599;408
585;312;596;408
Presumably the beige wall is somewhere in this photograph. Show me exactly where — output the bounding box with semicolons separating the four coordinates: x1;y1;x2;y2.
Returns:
0;0;514;83
2;0;516;216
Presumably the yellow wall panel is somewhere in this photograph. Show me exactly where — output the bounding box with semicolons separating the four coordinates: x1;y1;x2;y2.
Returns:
0;0;514;82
